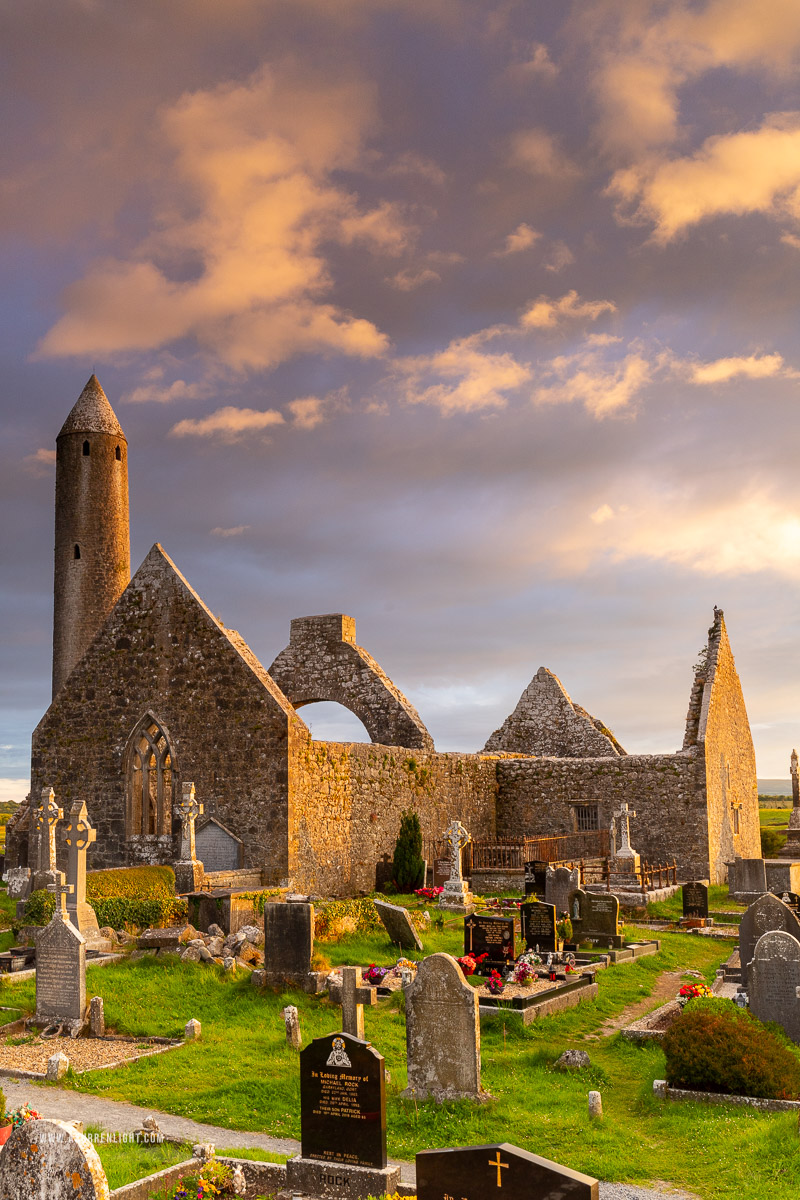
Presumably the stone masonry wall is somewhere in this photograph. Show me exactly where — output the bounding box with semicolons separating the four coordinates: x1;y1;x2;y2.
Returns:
483;667;623;757
494;751;709;880
693;610;760;882
288;733;497;896
31;544;299;884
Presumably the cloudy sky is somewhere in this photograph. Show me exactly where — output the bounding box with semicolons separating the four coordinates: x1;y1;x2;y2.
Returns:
3;0;800;803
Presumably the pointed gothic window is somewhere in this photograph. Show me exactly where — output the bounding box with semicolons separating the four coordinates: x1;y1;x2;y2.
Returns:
127;717;173;838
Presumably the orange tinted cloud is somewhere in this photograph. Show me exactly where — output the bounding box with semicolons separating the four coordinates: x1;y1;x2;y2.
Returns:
521;291;616;329
37;62;402;368
170;405;284;441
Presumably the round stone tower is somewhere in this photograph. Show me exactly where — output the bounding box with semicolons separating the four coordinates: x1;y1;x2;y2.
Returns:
52;375;130;696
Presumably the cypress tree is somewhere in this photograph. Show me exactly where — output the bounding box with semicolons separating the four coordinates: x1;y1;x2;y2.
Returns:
392;809;425;891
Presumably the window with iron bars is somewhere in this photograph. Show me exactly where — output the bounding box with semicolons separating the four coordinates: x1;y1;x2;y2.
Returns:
573;804;599;832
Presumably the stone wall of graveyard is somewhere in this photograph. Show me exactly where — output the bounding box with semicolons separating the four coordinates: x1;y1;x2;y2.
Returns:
685;609;760;882
31;545;299;884
288;735;498;895
494;750;712;880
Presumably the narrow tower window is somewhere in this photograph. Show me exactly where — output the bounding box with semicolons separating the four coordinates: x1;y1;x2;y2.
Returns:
73;545;81;560
82;440;90;456
115;445;121;461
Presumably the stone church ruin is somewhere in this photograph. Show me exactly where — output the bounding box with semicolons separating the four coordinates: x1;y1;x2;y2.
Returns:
10;377;760;894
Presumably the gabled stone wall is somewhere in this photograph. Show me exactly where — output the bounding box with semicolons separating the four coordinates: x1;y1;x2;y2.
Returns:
483;666;624;757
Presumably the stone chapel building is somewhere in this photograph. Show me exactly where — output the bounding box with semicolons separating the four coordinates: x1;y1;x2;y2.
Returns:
12;377;760;892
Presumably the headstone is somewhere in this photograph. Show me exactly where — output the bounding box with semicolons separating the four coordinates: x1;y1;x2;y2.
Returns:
523;861;547;898
464;913;517;969
403;952;482;1100
545;865;580;918
682;881;709;919
328;966;377;1039
264;901;314;986
374;899;423;951
64;799;100;938
739;892;800;985
765;860;800;896
433;857;451;889
520;899;557;953
286;1030;400;1200
733;856;767;899
784;748;800;859
748;929;800;1043
35;873;86;1025
185;1018;202;1040
588;1091;603;1119
47;1052;69;1081
416;1142;598;1200
283;1004;302;1048
568;889;620;945
89;996;105;1038
438;819;475;914
174;782;205;893
32;786;62;891
0;1118;110;1199
6;866;31;903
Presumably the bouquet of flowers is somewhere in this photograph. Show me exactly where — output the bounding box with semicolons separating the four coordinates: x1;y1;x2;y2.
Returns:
678;982;713;1004
364;964;388;984
10;1104;40;1128
512;959;536;985
457;952;488;975
413;887;443;900
486;970;505;994
395;958;418;975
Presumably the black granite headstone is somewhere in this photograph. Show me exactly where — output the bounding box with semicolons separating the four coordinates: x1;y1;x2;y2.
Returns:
464;914;517;969
433;858;451;889
523;862;548;898
568;890;620;943
417;1142;598;1200
300;1031;386;1170
521;900;557;952
682;881;709;919
264;901;314;984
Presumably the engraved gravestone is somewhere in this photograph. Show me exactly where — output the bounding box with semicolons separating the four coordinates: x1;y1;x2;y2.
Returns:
0;1118;111;1199
417;1142;599;1200
682;881;709;919
374;899;423;951
521;900;557;953
286;1030;400;1200
546;865;580;919
739;892;800;986
568;889;620;946
403;953;482;1100
264;901;314;985
433;858;451;889
35;875;86;1024
748;930;800;1043
524;861;547;898
464;913;517;970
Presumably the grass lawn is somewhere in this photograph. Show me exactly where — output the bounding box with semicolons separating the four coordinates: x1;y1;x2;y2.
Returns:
646;884;747;924
88;1124;286;1190
2;923;799;1199
760;808;792;828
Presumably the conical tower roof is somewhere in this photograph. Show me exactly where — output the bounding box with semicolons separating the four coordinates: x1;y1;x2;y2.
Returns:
58;375;125;439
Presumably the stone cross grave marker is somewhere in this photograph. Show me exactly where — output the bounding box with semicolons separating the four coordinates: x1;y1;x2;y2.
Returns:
328;966;377;1039
739;892;800;986
287;1030;400;1200
569;889;621;946
464;912;517;971
438;819;474;912
545;865;580;919
176;781;203;862
682;881;709;920
614;801;637;857
416;1141;599;1200
403;952;482;1101
33;785;62;888
35;871;86;1025
748;929;800;1043
64;798;99;937
521;899;557;953
0;1118;110;1199
264;900;314;986
784;748;800;859
374;898;423;951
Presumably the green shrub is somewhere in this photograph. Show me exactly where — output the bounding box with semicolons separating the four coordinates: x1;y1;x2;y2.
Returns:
663;997;800;1100
23;890;186;929
392;809;425;892
761;827;787;858
86;866;176;899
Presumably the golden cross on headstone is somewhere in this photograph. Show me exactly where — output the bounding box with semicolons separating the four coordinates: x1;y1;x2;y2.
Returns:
488;1150;508;1187
47;872;74;918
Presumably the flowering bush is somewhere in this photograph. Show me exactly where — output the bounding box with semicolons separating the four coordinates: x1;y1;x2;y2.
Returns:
678;982;713;1004
457;952;487;975
486;970;505;994
10;1103;40;1128
413;886;443;900
364;964;388;984
170;1160;234;1198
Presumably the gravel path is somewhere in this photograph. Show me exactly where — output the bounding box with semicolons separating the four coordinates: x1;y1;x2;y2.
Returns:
0;1079;700;1196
